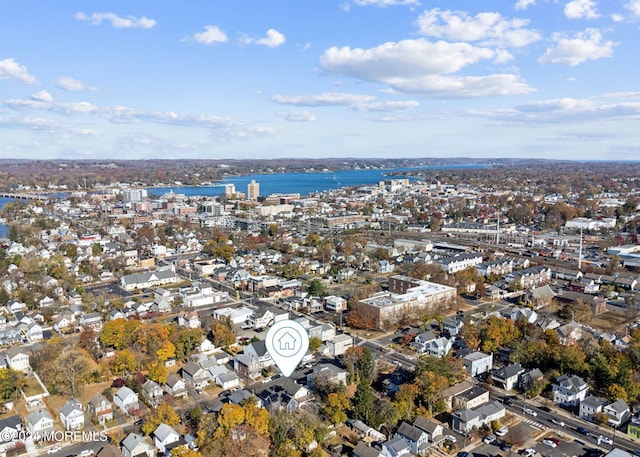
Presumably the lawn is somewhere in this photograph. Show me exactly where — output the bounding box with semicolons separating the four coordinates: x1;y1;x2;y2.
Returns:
23;376;46;397
589;310;629;332
46;381;113;416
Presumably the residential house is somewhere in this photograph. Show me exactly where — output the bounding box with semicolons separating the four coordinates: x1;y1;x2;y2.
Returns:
518;368;544;392
348;420;386;442
443;317;463;336
234;354;262;380
307;364;348;389
0;416;23;453
451;401;506;434
552;374;589;407
164;373;188;398
121;433;155;457
462;351;493;377
555;290;607;315
5;346;30;372
54;313;76;332
243;340;274;369
120;265;180;291
87;393;113;424
326;333;353;357
60;398;85;430
215;372;240;390
395;422;430;456
491;363;526;391
114;386;139;415
556;321;583;345
26;410;54;441
381;436;412;457
413;417;444;445
181;361;210;389
353;441;382;457
580;395;606;422
153;424;181;454
324;295;347;313
604;399;630;428
249;308;275;330
141;379;165;408
79;312;103;330
452;386;490;411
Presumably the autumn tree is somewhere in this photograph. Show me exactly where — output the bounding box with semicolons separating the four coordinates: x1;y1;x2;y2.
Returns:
52;348;94;397
212;317;236;348
0;368;24;401
142;401;181;435
111;349;138;377
323;391;350;425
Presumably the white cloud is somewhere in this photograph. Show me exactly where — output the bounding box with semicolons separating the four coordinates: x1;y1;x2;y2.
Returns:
626;0;640;16
0;115;98;135
30;90;53;103
75;12;156;29
188;25;228;45
611;13;625;22
255;29;286;48
276;110;317;121
415;8;540;48
0;58;37;84
357;100;420;112
320;39;534;98
515;0;536;10
538;29;615;66
564;0;600;19
272;92;375;107
56;76;96;91
3;96;274;139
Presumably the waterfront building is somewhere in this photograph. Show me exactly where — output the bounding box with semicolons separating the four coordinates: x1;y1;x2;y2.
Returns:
247;179;260;201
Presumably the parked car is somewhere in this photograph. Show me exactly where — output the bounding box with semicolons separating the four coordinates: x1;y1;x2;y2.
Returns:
549;438;561;446
504;398;514;406
80;451;94;457
524;408;537;417
599;436;613;445
542;439;557;448
550;418;565;427
521;449;536;457
458;452;469;457
495;426;508;437
577;427;591;436
500;442;513;451
47;445;62;454
445;435;457;443
483;434;497;445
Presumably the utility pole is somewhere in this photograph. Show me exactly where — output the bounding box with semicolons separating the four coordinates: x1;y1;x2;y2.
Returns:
578;227;583;270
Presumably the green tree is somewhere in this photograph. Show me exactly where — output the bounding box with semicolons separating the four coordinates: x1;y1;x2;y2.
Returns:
305;279;327;297
352;381;375;423
309;337;322;353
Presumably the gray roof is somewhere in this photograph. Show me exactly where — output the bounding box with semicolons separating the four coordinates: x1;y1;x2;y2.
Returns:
153;423;178;442
26;410;53;426
121;433;151;452
353;441;381;457
397;421;425;442
61;398;83;417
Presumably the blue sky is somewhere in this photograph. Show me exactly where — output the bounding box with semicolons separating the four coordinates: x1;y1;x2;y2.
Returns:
1;0;640;160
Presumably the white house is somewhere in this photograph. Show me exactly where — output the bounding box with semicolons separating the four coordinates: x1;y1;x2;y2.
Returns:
121;433;155;457
4;346;30;372
60;398;85;430
215;372;240;390
114;386;139;415
491;363;526;391
164;373;188;398
326;334;354;357
603;399;630;428
395;422;430;456
153;424;180;453
552;374;589;407
26;410;54;441
462;352;493;377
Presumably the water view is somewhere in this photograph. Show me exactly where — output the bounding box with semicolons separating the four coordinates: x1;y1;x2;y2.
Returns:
148;163;488;198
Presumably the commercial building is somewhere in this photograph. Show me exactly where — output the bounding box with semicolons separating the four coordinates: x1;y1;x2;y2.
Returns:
247;180;260;201
354;275;456;330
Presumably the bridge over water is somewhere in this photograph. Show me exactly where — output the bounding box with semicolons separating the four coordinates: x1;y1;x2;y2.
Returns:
0;193;51;201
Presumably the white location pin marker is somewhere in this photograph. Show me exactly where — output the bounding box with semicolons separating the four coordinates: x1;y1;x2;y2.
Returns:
265;319;309;377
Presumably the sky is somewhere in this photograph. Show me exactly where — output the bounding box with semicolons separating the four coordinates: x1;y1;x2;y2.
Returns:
1;0;640;161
